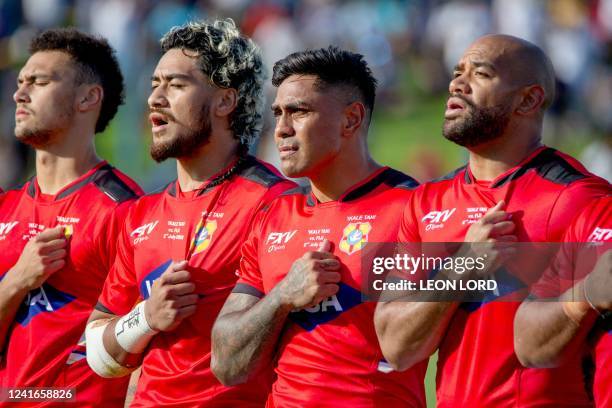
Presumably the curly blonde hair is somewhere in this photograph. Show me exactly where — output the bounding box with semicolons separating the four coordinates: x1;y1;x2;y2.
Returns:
161;19;265;147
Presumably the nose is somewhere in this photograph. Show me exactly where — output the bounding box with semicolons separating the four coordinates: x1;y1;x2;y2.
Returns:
449;72;471;96
13;84;30;104
148;84;168;109
274;112;295;139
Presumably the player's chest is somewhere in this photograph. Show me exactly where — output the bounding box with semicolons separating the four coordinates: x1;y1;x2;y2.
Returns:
258;206;403;290
129;205;252;298
0;200;99;277
415;189;549;242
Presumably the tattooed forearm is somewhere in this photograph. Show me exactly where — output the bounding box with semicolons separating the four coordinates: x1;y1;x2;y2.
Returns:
211;287;292;386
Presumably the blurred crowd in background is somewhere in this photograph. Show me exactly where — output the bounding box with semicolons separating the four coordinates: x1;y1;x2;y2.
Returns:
0;0;611;191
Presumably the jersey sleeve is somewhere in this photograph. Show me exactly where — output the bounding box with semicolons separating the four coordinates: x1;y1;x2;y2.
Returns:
531;198;606;299
546;178;610;242
96;205;140;315
233;208;266;298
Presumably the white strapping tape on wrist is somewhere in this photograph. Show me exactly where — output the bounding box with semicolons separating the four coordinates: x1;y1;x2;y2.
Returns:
85;320;132;378
114;301;158;354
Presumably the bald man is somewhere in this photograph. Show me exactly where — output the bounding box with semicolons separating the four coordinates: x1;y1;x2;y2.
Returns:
374;35;610;407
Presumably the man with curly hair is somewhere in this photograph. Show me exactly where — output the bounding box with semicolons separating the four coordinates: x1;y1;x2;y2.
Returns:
0;28;142;405
85;19;294;406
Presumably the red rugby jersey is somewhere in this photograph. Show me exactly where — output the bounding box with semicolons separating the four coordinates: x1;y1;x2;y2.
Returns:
533;196;612;407
97;156;294;407
0;161;142;407
236;167;427;408
399;147;610;407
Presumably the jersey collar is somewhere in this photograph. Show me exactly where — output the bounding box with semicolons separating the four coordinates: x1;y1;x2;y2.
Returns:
28;161;110;201
464;146;550;188
307;166;392;206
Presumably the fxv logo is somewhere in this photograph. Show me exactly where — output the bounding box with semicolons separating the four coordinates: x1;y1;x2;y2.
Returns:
0;221;19;236
131;221;159;244
589;227;612;242
422;208;456;224
266;230;297;245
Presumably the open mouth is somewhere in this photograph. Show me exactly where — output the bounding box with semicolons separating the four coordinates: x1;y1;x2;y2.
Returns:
149;113;170;132
445;97;468;118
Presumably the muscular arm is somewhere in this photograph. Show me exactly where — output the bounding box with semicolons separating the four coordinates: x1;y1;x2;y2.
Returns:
211;289;292;386
0;276;31;353
212;245;340;386
375;298;458;370
514;288;594;368
515;251;611;368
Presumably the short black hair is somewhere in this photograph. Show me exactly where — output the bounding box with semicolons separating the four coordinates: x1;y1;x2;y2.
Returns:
272;46;377;119
29;28;125;134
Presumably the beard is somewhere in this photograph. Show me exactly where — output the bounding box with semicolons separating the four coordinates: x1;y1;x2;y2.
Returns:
443;98;512;148
15;127;55;148
150;104;212;162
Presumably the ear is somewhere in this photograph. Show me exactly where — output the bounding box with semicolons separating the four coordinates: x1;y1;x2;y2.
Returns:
515;85;545;115
213;88;238;118
342;101;366;138
76;84;103;113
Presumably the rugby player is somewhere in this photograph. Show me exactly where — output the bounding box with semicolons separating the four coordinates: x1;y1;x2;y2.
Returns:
515;196;611;406
374;34;610;407
85;19;293;406
0;28;142;405
211;47;426;407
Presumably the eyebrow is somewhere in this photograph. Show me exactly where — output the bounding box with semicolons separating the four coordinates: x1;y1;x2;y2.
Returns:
453;61;496;72
17;73;53;82
151;73;192;82
270;101;312;111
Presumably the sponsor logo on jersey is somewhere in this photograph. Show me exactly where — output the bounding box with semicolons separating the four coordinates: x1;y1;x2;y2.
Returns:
339;222;371;255
15;283;76;325
131;220;159;244
0;221;19;240
266;230;298;253
588;227;612;242
140;260;172;298
422;208;456;231
190;219;217;256
289;282;362;331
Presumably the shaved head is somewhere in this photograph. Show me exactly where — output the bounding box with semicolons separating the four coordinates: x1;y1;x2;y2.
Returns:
469;34;556;110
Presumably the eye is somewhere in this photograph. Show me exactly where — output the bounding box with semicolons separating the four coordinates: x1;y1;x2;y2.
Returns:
170;83;185;89
475;71;490;78
453;71;462;78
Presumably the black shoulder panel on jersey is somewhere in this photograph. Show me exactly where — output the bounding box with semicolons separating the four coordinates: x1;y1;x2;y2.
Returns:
492;148;586;188
8;176;35;196
89;164;139;203
342;168;418;202
239;155;286;187
430;165;468;184
382;168;419;190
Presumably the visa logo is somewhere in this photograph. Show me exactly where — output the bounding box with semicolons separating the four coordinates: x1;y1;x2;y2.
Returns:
289;283;362;331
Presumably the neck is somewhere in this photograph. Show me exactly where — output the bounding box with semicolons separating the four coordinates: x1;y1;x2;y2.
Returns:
176;138;240;192
467;125;542;181
309;143;380;202
35;132;100;195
